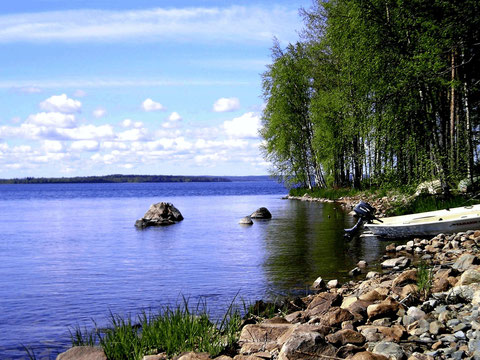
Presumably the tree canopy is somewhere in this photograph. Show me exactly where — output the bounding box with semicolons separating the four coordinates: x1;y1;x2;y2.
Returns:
261;0;480;190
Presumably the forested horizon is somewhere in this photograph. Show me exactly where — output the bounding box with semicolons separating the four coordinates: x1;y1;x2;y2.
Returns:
261;0;480;191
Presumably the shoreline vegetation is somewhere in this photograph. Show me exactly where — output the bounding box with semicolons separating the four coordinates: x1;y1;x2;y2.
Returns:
54;226;480;360
0;175;275;184
0;174;231;184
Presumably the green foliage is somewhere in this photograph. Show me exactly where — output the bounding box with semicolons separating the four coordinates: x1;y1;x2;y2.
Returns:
0;175;231;184
388;194;480;216
72;299;243;360
261;0;480;190
289;187;361;200
416;261;434;299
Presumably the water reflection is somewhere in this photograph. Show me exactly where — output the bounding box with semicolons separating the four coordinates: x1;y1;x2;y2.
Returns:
258;201;386;294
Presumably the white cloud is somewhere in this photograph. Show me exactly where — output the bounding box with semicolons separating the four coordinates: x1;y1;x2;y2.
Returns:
141;98;165;112
223;112;260;138
70;140;99;152
92;107;106;118
26;112;77;128
39;94;81;113
168;112;182;122
57;124;115;140
42;140;63;153
213;97;240;112
117;128;148;142
0;6;301;45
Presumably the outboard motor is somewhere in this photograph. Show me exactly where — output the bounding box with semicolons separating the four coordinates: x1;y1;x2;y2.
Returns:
344;201;382;238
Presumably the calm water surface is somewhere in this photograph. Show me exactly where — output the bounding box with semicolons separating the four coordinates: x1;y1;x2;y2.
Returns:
0;181;385;359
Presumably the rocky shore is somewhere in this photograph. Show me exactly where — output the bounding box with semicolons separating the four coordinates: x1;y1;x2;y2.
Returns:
284;194;407;217
59;228;480;360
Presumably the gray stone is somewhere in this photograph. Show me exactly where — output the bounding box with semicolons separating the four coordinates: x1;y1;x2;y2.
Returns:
454;330;466;340
312;276;326;290
357;260;368;268
327;279;339;289
452;254;479;271
429;321;445;335
250;207;272;219
57;347;106;360
135;202;184;228
451;350;465;360
381;256;410;269
407;307;426;321
439;334;457;343
366;271;379;279
459;269;480;286
372;341;405;360
469;339;480;353
447;319;461;328
239;216;253;225
278;330;336;360
349;267;362;276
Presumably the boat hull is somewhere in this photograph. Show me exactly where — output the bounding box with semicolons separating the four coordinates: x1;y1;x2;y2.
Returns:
364;205;480;238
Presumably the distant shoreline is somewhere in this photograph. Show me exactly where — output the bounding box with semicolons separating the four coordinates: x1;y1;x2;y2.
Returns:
0;174;274;184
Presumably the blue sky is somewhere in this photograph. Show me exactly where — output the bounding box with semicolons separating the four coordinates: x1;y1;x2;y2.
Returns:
0;0;309;178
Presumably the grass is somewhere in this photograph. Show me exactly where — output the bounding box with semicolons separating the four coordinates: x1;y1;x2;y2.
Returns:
387;193;480;216
289;187;362;200
416;261;434;299
71;297;243;360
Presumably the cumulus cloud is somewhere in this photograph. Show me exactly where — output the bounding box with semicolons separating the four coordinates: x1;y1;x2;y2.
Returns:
213;97;240;112
168;112;182;122
223;112;261;138
57;124;115;140
92;107;106;118
42;140;64;153
122;119;143;128
26;112;77;128
117;128;148;142
141;98;165;112
70;140;99;152
39;94;82;113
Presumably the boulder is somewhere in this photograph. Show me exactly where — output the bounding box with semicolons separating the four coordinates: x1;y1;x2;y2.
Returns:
325;329;365;346
56;347;106;360
305;292;342;317
135;202;183;228
239;323;294;354
351;352;389;360
392;269;418;287
278;329;336;360
381;256;410;269
250;207;272;219
367;297;400;320
414;180;442;196
239;216;253;225
312;276;326;290
452;253;479;271
176;353;210;360
458;269;480;286
372;341;405;360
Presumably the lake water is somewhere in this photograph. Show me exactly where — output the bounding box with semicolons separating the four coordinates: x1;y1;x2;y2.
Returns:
0;181;386;359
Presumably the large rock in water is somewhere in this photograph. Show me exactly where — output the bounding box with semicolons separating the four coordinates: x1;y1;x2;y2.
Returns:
251;207;272;219
135;202;184;228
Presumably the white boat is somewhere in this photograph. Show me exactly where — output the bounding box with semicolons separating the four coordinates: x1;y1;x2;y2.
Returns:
364;204;480;238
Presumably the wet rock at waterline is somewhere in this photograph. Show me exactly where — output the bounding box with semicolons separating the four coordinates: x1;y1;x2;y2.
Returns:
250;207;272;219
239;216;253;225
135;202;184;228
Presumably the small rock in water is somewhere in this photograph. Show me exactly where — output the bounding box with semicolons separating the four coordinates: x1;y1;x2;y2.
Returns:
135;202;184;228
312;276;327;290
239;216;253;225
250;207;272;219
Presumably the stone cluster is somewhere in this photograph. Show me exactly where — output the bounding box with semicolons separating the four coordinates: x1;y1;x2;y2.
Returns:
57;229;480;360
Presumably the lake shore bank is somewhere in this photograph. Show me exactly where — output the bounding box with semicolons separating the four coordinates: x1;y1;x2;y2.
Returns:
58;226;480;360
